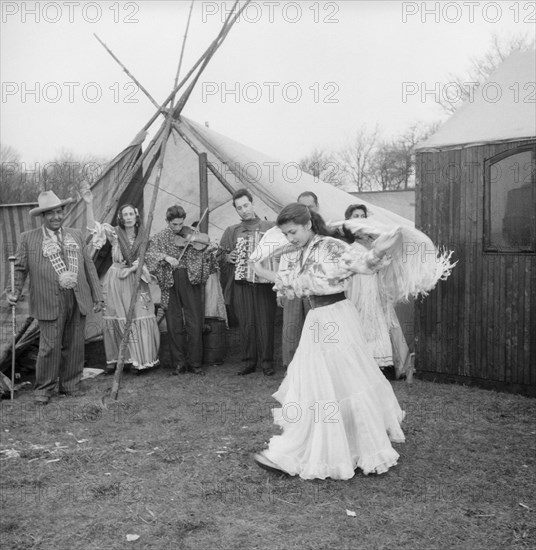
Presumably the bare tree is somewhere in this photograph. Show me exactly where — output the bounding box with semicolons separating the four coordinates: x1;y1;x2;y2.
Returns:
395;121;439;189
371;142;404;191
1;144;18;164
297;121;439;193
371;121;440;190
40;150;109;199
0;144;35;203
298;148;344;187
439;33;535;114
0;146;109;204
337;125;379;192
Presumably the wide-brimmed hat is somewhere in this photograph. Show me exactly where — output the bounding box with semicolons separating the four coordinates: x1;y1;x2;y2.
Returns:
29;191;75;216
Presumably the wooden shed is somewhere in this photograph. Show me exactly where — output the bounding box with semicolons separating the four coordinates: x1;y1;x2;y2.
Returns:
415;51;536;395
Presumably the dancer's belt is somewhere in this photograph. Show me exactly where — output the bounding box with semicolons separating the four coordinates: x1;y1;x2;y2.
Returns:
235;280;270;286
305;292;346;309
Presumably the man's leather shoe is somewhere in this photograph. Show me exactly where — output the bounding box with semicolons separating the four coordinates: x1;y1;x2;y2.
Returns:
59;389;86;397
34;396;49;406
189;366;205;376
237;366;256;376
172;365;187;375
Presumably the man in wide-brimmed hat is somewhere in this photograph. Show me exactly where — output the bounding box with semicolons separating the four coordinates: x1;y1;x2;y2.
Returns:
6;191;104;405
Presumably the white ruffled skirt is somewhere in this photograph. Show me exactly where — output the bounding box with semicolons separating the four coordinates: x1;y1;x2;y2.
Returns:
263;299;405;480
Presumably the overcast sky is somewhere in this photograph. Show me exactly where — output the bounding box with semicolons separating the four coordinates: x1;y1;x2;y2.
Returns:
1;0;534;165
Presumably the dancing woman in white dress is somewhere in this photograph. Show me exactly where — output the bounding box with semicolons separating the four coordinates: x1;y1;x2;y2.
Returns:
251;203;405;480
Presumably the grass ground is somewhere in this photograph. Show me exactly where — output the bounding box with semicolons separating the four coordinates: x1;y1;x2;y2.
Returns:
1;331;535;550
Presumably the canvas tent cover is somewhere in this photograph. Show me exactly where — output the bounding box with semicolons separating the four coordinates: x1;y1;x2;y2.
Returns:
145;117;417;239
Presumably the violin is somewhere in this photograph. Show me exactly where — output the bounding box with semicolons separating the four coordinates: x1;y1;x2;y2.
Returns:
173;225;210;251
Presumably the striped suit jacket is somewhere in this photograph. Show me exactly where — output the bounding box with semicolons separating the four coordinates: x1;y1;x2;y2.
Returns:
11;226;103;321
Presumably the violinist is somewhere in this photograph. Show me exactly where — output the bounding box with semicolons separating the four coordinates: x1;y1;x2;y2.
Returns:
146;205;218;375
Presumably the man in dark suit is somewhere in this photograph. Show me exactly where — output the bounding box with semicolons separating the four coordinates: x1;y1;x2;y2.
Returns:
6;191;104;405
220;189;277;376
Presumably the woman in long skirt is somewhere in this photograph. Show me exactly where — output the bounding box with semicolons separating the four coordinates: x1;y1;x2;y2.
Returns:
82;187;160;373
251;203;406;480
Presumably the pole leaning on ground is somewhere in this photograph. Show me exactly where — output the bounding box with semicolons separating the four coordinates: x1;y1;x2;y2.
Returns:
110;116;174;401
8;256;16;401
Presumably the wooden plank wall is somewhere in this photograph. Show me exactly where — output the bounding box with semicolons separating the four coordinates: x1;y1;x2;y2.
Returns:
415;140;536;394
0;204;39;292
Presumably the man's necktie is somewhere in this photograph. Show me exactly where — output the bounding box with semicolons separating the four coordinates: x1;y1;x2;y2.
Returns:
55;230;64;258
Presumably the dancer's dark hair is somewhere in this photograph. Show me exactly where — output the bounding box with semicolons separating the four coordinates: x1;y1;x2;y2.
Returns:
277;203;336;237
342;204;369;243
117;204;141;233
297;191;319;207
232;188;253;207
344;204;368;220
116;204;145;266
166;205;186;222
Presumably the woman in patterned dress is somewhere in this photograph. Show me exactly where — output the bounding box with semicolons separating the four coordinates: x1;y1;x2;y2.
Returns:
82;188;160;373
251;203;405;480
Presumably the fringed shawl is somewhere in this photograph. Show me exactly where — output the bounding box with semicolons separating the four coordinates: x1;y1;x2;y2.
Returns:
250;222;456;304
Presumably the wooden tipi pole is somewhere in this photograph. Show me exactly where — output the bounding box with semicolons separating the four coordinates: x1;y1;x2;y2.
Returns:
139;0;244;131
174;0;195;90
110;115;173;400
172;0;251;117
94;33;161;111
109;2;246;399
97;0;247;224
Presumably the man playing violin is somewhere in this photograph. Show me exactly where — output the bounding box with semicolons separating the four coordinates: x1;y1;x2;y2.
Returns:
146;205;217;375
